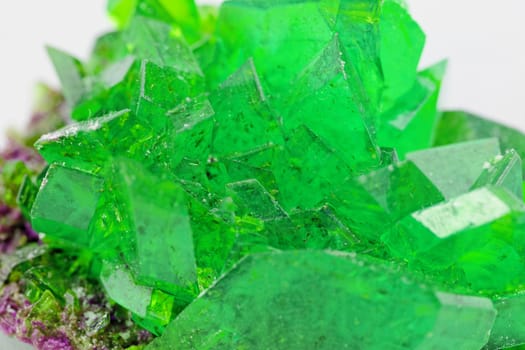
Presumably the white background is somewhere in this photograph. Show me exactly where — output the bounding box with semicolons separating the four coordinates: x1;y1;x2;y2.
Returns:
0;0;524;348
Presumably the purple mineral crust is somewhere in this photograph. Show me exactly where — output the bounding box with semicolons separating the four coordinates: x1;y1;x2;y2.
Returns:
31;323;73;350
0;204;40;254
0;283;32;344
1;141;44;169
0;282;76;350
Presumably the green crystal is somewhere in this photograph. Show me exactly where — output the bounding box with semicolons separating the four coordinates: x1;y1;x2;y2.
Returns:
7;0;525;347
379;0;425;109
382;186;525;294
279;36;380;171
405;138;501;199
331;159;444;244
31;164;104;247
378;61;446;157
99;261;153;318
435;110;525;177
209;59;282;157
109;158;198;294
108;0;201;44
146;251;496;350
487;292;525;349
471;150;523;199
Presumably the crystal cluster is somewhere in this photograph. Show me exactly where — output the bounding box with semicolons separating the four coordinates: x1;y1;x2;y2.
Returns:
2;0;525;349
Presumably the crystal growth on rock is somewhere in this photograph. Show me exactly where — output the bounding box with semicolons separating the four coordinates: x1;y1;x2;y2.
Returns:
1;0;525;349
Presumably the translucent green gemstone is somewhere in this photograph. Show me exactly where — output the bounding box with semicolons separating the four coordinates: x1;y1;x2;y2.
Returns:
271;125;352;211
382;186;525;294
378;61;446;157
379;0;425;109
471;150;523;199
99;261;153;318
35;110;172;175
31;164;104;247
109;158;198;294
405;138;501;199
435;110;525;178
210;59;283;157
280;36;380;171
18;0;525;346
47;47;86;108
488;292;525;349
17;175;39;221
49;15;203;121
146;251;496;350
108;0;201;44
331;159;444;243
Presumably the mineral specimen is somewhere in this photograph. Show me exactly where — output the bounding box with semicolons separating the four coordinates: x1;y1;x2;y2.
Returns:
1;0;525;349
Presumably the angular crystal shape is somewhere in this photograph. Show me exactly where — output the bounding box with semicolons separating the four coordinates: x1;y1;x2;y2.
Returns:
406;138;501;199
108;0;200;43
332;159;444;243
471;150;523;199
30;164;104;247
382;186;525;293
35;110;167;175
379;0;425;108
210;59;282;157
146;251;495;350
281;36;380;171
109;159;198;295
378;61;446;157
100;261;153;318
487;292;525;349
271;125;352;211
47;47;86;107
435;110;525;178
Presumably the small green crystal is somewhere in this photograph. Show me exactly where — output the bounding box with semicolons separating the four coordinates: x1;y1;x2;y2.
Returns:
472;150;523;198
405;138;501;199
31;164;104;247
488;292;525;349
99;261;153;318
382;186;525;294
435;110;525;178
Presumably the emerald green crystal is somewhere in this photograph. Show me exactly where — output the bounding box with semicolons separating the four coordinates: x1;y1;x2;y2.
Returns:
331;159;444;243
146;251;496;350
31;164;104;247
47;47;86;108
227;179;285;220
279;36;380;171
379;0;425;109
378;61;446;157
209;59;282;157
35;110;172;175
108;0;201;44
8;0;525;347
488;292;525;349
17;175;39;221
382;186;525;294
48;15;203;121
435;110;525;177
471;150;523;199
271;125;352;211
99;261;153;318
109;159;198;294
405;139;501;199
